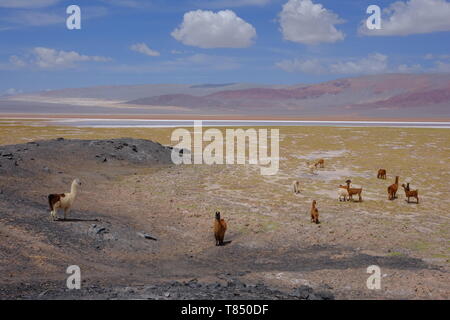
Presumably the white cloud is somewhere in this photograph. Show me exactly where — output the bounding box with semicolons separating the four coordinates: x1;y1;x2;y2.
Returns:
9;55;27;67
434;61;450;72
2;11;64;27
425;53;450;60
1;6;108;28
330;53;388;74
99;0;151;8
276;53;390;75
396;63;423;73
196;0;271;8
107;53;240;73
2;88;23;96
0;0;59;8
278;0;345;45
275;58;326;74
32;47;111;69
171;10;256;48
8;47;112;70
130;43;160;57
360;0;450;36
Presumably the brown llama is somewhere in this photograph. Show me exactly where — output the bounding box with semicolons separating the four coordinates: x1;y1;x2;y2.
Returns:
388;176;399;200
314;159;325;169
377;169;387;179
214;211;227;246
402;184;419;204
345;180;363;202
310;200;320;224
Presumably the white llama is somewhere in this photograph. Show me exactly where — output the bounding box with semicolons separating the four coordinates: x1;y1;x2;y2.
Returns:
48;179;81;221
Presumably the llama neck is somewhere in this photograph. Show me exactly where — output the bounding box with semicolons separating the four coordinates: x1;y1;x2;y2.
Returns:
70;183;78;198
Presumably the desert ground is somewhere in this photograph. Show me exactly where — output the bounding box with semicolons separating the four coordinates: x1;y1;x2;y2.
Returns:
0;119;449;299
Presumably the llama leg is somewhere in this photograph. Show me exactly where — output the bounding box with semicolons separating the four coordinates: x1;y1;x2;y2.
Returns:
64;208;70;220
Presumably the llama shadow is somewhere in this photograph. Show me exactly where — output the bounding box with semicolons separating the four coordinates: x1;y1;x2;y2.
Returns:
56;218;100;222
219;240;233;246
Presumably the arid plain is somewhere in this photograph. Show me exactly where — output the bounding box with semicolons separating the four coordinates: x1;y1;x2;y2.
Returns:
0;119;449;299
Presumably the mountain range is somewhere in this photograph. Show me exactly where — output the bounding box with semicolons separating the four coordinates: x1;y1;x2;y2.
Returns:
1;74;450;119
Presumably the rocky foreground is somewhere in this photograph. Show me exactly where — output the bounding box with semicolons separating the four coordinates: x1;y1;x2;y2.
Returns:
0;138;336;300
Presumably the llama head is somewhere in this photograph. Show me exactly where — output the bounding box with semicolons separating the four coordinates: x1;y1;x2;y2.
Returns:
312;200;317;206
215;211;221;220
73;179;81;187
345;179;352;185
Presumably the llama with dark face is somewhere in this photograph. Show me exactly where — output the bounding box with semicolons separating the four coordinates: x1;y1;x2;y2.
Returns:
214;211;227;246
402;183;419;204
345;180;363;202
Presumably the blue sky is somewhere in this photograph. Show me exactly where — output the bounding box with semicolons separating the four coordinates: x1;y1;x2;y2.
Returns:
1;0;450;94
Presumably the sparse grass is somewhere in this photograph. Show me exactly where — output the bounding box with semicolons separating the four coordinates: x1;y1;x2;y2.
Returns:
1;121;449;264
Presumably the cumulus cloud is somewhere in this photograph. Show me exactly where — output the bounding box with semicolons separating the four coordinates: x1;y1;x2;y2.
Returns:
130;43;160;57
0;0;59;8
278;0;345;45
32;47;111;69
276;53;390;75
171;10;256;48
197;0;271;8
360;0;450;36
8;47;112;69
9;55;27;67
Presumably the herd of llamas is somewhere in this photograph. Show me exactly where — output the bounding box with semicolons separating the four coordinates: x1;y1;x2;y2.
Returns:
47;157;419;246
294;159;420;226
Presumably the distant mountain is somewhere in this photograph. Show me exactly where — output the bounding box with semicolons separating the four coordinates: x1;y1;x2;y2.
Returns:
2;74;449;118
123;74;450;118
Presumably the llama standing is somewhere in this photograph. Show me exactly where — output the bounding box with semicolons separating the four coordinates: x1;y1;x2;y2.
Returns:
48;179;81;221
388;176;399;200
314;159;325;169
214;211;227;246
310;200;320;224
338;186;349;202
377;169;387;179
292;181;301;194
402;183;419;204
345;179;363;202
